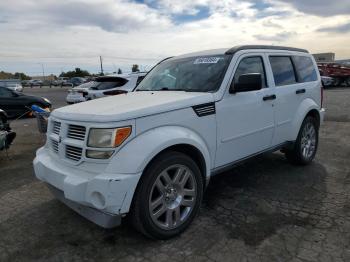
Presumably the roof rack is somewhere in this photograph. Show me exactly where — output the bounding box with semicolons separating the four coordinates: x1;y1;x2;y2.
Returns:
225;45;308;54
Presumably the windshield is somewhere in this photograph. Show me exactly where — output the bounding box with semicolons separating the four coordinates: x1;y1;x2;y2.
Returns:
136;54;232;92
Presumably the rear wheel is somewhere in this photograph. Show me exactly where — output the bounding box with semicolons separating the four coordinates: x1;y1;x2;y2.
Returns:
333;77;342;87
285;116;319;165
130;151;203;239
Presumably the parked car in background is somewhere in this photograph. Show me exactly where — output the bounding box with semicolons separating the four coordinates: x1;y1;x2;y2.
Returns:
321;75;334;88
0;80;23;92
0;86;51;117
66;81;95;104
0;108;16;151
65;73;146;104
34;45;325;239
29;79;43;87
52;77;69;86
68;77;86;87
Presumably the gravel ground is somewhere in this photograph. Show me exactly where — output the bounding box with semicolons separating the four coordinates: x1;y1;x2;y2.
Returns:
0;87;349;261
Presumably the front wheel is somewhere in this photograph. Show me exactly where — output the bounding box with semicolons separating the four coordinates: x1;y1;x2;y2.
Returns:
130;151;203;239
285;116;319;165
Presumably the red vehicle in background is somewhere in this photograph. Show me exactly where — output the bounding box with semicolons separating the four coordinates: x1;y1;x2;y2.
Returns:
318;63;350;86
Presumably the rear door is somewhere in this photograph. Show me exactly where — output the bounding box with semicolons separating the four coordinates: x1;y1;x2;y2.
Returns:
268;54;317;145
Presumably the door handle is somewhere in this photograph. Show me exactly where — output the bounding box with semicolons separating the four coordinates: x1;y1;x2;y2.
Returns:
263;94;276;101
296;88;306;94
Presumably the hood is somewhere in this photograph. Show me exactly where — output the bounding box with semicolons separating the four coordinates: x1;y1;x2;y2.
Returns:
52;91;214;122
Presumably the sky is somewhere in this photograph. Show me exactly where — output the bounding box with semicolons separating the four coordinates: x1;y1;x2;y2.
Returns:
0;0;349;76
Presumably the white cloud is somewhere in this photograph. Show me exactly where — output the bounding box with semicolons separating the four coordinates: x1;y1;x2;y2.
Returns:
0;0;349;75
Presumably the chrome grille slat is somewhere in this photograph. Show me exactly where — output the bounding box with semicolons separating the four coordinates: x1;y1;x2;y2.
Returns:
51;139;59;153
67;125;86;141
65;145;83;161
52;121;61;135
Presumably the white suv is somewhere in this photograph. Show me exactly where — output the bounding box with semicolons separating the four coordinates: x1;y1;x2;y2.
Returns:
34;45;325;239
66;73;146;104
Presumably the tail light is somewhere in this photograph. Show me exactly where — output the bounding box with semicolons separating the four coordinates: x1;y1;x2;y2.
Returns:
103;90;128;96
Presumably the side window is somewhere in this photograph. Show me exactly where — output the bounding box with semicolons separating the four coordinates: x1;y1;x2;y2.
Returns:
269;56;297;86
293;56;318;82
234;56;267;88
0;88;13;97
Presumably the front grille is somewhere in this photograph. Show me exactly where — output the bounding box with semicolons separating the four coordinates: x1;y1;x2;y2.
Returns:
52;121;61;135
65;145;83;161
67;125;86;141
51;139;59;153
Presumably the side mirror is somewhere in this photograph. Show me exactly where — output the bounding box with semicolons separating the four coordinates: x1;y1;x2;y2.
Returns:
12;92;19;97
229;73;262;93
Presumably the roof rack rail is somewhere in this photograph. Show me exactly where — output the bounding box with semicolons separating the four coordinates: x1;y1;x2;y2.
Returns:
225;45;308;54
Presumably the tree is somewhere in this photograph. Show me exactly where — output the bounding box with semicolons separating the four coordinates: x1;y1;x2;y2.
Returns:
14;72;31;80
0;71;31;80
131;64;139;72
59;68;90;78
117;68;122;74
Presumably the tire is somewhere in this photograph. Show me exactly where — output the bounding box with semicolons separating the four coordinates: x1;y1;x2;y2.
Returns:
333;78;341;87
285;116;319;165
130;151;204;239
346;77;350;87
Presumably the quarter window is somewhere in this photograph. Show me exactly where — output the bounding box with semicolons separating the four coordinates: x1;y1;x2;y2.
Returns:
293;56;318;82
234;56;267;88
269;56;297;86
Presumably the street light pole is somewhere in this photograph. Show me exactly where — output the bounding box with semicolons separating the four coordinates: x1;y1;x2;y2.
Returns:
38;63;45;81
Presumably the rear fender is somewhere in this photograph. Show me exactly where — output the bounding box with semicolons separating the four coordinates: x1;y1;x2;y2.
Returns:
289;98;320;141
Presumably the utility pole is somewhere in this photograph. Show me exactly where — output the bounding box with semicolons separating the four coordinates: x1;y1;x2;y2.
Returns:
100;56;104;76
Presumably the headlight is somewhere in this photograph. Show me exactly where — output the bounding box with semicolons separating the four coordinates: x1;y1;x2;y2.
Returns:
88;126;131;148
42;97;51;104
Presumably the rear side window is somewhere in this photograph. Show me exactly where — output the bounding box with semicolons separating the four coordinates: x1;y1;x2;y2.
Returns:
269;56;297;86
293;56;318;82
234;56;267;88
90;78;128;90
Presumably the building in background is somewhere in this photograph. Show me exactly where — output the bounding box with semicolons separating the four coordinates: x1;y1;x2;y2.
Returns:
30;74;56;81
312;53;335;62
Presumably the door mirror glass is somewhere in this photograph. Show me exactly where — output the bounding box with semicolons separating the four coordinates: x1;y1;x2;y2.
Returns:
230;73;262;93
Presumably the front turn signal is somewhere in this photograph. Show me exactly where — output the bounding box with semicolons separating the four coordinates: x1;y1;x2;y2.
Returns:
114;126;132;147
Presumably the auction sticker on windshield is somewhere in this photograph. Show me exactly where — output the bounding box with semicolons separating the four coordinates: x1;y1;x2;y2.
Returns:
194;57;221;64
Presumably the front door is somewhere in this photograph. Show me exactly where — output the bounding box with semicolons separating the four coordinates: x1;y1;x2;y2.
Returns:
215;54;275;168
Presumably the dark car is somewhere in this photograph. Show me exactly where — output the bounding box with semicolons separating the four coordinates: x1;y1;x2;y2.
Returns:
0;109;16;151
68;77;86;87
0;86;51;118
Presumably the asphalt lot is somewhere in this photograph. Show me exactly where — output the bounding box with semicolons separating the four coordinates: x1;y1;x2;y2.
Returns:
0;87;350;261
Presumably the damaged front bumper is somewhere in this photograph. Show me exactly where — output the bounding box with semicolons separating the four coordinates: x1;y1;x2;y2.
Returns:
33;147;142;228
47;184;121;228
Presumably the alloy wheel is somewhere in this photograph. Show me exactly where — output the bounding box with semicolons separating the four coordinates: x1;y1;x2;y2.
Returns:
148;164;197;230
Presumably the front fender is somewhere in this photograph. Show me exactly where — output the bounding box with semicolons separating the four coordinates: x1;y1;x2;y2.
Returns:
105;126;212;179
289;98;320;141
